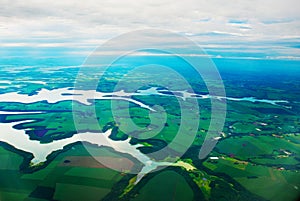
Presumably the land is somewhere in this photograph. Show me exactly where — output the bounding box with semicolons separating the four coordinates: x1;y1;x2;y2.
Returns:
0;57;299;201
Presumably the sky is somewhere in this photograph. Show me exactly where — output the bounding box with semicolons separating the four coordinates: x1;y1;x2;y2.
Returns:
0;0;300;61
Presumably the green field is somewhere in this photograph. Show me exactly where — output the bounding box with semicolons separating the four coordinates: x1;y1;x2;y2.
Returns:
132;170;194;201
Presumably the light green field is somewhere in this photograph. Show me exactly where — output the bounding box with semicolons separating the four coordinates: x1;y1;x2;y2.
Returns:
216;135;300;165
204;155;300;201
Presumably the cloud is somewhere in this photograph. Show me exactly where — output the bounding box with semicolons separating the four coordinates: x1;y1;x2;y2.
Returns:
261;19;294;24
0;0;299;60
228;19;248;24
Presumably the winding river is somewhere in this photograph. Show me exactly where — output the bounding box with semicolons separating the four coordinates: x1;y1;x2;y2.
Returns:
0;87;291;183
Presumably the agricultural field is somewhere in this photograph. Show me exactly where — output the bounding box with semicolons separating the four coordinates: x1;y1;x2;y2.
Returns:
0;58;299;201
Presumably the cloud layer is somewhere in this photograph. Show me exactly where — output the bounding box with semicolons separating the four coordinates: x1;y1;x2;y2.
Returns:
0;0;300;59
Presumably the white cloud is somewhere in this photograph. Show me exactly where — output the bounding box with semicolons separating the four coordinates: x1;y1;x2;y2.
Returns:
0;0;299;59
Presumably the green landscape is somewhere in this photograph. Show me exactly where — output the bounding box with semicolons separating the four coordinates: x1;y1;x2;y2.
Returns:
0;57;299;201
